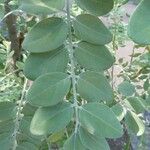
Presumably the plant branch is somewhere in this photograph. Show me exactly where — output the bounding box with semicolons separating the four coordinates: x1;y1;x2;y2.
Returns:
4;0;21;70
111;12;118;90
129;45;135;71
66;0;79;134
12;78;28;150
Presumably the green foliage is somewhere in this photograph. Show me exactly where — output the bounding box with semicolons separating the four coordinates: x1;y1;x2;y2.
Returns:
73;14;112;45
75;42;115;71
24;48;69;80
126;97;146;114
111;103;126;121
128;0;150;45
77;71;114;103
0;101;16;121
19;0;65;15
64;127;110;150
76;0;114;16
27;73;71;107
125;111;145;136
30;102;73;135
79;103;123;138
22;17;68;53
0;0;150;149
118;81;135;97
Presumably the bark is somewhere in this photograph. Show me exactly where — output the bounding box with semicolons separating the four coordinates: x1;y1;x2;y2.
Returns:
4;0;21;70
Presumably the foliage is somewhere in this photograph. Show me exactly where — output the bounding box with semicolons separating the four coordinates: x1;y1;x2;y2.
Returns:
0;0;149;150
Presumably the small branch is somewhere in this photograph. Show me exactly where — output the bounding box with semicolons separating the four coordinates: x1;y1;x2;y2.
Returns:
66;0;79;134
0;69;20;83
129;46;135;71
4;0;21;70
12;78;28;150
45;136;51;150
111;24;117;90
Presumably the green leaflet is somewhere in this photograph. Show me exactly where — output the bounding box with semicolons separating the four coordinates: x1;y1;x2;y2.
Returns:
0;5;4;19
111;103;126;121
19;0;65;15
63;133;86;150
27;72;71;107
30;102;74;136
125;111;145;136
0;133;13;150
0;101;16;122
22;103;37;117
139;52;150;67
128;0;150;45
75;0;114;16
79;103;123;138
49;130;65;143
24;47;69;80
73;14;112;45
22;17;68;53
18;108;42;147
0;120;14;134
16;142;38;150
79;127;110;150
126;97;146;114
75;42;114;71
118;81;135;97
77;71;113;103
20;116;40;140
144;79;150;91
64;127;110;150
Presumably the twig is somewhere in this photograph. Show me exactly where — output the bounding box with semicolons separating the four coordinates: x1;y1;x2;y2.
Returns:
111;23;117;90
0;69;20;83
66;0;79;134
12;78;28;150
129;46;135;71
45;136;51;150
4;0;21;70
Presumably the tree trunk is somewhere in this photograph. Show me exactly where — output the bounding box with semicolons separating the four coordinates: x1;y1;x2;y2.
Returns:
4;0;21;70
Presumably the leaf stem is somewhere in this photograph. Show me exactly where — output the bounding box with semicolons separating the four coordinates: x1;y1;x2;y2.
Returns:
129;46;135;71
66;0;79;133
12;78;28;150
